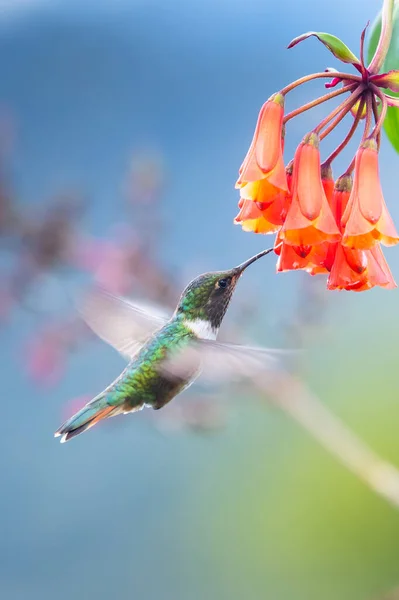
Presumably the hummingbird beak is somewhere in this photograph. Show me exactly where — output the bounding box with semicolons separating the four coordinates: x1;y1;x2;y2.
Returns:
234;247;275;276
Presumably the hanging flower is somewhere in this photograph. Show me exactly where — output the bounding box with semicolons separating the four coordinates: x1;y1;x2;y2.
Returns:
341;138;399;249
235;163;292;234
281;133;341;246
328;244;396;291
234;8;399;291
236;93;288;192
274;162;333;273
327;174;397;290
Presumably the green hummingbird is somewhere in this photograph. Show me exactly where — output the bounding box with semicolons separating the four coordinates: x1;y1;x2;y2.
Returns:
55;247;282;443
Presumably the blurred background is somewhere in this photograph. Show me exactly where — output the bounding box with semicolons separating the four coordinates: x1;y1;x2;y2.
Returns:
2;0;399;599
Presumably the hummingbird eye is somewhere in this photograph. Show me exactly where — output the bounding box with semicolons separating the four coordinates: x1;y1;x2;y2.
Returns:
218;277;231;289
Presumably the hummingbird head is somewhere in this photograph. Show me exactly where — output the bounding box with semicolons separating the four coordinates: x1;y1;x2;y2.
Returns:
175;248;274;338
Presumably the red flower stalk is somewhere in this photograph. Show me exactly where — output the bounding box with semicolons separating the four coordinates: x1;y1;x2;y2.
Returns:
236;93;288;192
281;133;341;246
341;138;399;249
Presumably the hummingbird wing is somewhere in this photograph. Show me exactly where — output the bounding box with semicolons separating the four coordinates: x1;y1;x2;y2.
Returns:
77;286;169;360
159;339;291;385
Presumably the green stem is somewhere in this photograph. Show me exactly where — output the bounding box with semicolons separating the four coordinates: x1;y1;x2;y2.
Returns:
280;72;361;95
322;97;365;164
368;0;395;74
283;83;357;123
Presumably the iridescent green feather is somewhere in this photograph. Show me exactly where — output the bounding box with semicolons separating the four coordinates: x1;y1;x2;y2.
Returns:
103;318;196;410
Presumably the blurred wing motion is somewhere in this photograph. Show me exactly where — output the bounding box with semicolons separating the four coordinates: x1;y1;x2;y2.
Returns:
76;286;168;360
159;339;289;385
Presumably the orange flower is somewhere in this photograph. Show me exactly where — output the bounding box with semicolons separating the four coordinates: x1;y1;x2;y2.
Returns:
327;244;396;291
236;93;288;192
320;162;334;204
276;242;312;272
275;230;329;273
275;162;330;273
304;168;349;274
235;192;289;234
275;237;334;274
235;164;292;234
306;163;338;274
240;177;282;206
234;198;278;234
341;138;399;249
281;133;341;246
326;174;397;291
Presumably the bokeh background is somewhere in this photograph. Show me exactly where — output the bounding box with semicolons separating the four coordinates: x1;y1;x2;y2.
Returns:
2;1;399;599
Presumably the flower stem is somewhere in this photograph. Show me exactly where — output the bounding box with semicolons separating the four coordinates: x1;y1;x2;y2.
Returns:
313;85;365;134
344;92;374;176
283;83;357;123
280;72;362;95
361;92;374;141
371;92;381;149
344;155;356;176
370;84;388;137
319;96;360;141
368;0;395;74
322;97;365;164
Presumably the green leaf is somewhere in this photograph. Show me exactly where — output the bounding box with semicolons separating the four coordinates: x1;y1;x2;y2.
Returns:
382;106;399;153
288;32;360;65
368;2;399;154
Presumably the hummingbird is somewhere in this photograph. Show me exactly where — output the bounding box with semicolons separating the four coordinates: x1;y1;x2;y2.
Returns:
55;247;282;443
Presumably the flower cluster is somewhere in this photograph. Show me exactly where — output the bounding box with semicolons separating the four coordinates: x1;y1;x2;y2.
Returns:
234;10;399;291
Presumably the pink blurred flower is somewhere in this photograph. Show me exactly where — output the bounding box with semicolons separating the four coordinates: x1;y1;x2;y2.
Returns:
71;231;142;295
25;327;66;387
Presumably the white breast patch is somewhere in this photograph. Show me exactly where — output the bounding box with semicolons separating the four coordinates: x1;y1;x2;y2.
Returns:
184;319;218;340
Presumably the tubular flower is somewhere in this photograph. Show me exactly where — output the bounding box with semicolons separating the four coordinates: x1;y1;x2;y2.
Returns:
275;230;330;273
234;193;289;234
235;198;278;234
341;138;399;250
304;163;339;274
275;164;333;273
328;244;396;291
281;133;341;246
236;93;288;192
320;162;334;204
327;175;397;291
234;17;399;292
235;163;292;234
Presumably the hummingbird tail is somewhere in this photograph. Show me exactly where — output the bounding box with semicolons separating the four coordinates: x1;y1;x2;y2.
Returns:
54;394;118;443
